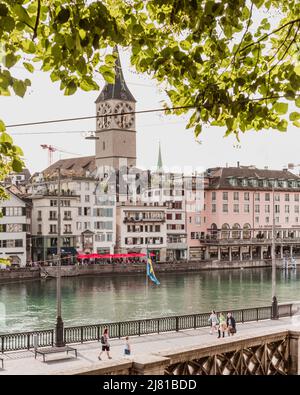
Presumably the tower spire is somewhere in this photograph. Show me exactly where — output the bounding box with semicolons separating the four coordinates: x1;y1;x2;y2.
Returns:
157;141;163;172
95;46;136;103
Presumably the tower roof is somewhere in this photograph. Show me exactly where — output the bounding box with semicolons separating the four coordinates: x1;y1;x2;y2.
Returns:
157;141;163;171
95;47;136;103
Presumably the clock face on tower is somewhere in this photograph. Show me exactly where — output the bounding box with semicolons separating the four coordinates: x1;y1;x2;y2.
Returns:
97;103;112;129
114;102;134;129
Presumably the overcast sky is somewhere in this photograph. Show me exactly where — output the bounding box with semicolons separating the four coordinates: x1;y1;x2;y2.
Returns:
1;47;300;175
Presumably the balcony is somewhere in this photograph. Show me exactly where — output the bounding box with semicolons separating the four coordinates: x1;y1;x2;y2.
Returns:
199;237;300;245
48;217;57;221
63;217;72;221
124;216;165;223
63;231;73;234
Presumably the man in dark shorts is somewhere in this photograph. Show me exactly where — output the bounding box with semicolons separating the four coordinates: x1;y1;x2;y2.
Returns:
98;327;112;360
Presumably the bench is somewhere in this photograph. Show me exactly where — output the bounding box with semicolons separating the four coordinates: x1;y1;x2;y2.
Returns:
34;346;78;362
0;358;3;369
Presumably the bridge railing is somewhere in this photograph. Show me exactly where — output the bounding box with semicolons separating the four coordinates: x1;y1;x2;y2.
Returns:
0;303;293;352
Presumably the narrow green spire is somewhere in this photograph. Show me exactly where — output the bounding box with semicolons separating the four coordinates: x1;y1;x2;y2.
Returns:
157;141;163;171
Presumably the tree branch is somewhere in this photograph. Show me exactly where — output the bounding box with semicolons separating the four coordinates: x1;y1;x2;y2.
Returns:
240;18;300;54
33;0;41;40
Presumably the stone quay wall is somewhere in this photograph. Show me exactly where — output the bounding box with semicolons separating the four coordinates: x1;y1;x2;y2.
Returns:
0;267;40;283
42;258;274;278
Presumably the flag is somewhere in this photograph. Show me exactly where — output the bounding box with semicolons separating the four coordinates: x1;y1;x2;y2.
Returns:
146;251;160;285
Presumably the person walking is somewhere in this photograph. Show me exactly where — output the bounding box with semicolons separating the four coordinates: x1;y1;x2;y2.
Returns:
98;327;112;360
226;312;237;336
208;310;219;334
124;336;131;356
217;312;227;338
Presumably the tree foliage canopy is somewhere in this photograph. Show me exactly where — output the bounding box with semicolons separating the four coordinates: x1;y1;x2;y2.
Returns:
0;0;300;195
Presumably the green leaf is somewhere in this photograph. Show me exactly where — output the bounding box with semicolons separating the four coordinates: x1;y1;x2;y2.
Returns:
296;97;300;108
194;124;202;137
273;102;288;115
12;80;26;98
5;53;20;69
293;120;300;128
23;62;34;73
0;132;13;144
277;119;288;132
289;112;300;121
294;64;300;76
57;8;70;24
0;120;6;133
22;39;36;54
12;158;23;172
64;81;77;96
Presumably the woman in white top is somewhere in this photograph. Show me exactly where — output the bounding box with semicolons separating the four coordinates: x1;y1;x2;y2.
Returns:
208;310;219;334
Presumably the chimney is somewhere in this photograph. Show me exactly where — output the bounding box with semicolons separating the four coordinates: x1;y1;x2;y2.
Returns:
237;161;240;168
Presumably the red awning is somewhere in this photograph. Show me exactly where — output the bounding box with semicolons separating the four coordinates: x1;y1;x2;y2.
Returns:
77;252;155;260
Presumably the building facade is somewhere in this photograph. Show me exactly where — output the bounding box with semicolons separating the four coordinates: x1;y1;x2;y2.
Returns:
0;188;31;267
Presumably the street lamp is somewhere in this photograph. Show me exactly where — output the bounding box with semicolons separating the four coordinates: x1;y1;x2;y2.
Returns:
55;167;65;346
271;185;279;319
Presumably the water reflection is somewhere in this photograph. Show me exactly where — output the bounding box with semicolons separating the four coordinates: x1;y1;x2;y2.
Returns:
0;268;300;333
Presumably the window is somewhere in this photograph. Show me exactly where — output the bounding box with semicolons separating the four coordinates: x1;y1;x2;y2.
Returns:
223;192;228;200
212;204;216;213
296;217;299;223
285;194;290;201
64;211;71;219
244;204;250;213
234;192;239;201
84;207;90;216
255;205;260;213
264;205;270;213
166;213;172;220
295;194;299;202
50;224;57;233
254;193;260;201
195;215;201;224
212;192;216;201
275;205;280;213
76;222;82;230
50;200;57;207
244;192;249;201
78;207;82;216
4;207;23;216
223;204;228;213
285;217;289;223
38;224;42;233
295;206;299;213
155;225;160;232
276;217;280;223
85;195;90;203
6;224;23;232
107;233;112;241
285;205;290;213
49;210;57;220
275;194;280;201
265;193;270;201
103;141;105;150
266;217;269;223
234;204;239;213
64;224;71;233
85;182;89;191
15;239;23;247
175;213;182;220
255;217;259;223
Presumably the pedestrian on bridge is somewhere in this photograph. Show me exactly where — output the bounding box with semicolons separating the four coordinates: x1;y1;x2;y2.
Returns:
226;313;236;336
98;327;112;360
208;310;219;334
217;312;227;338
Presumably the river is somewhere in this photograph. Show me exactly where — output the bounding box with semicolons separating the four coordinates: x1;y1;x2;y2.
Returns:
0;267;300;333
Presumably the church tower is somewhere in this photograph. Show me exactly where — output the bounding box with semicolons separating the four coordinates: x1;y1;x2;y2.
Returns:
95;47;136;172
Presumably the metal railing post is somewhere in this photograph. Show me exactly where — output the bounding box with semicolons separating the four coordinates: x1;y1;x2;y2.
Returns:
176;316;179;332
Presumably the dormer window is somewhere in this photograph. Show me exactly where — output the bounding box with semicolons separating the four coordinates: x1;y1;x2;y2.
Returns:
274;180;278;187
263;180;268;187
252;179;258;187
229;178;237;186
242;179;248;186
283;181;288;188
